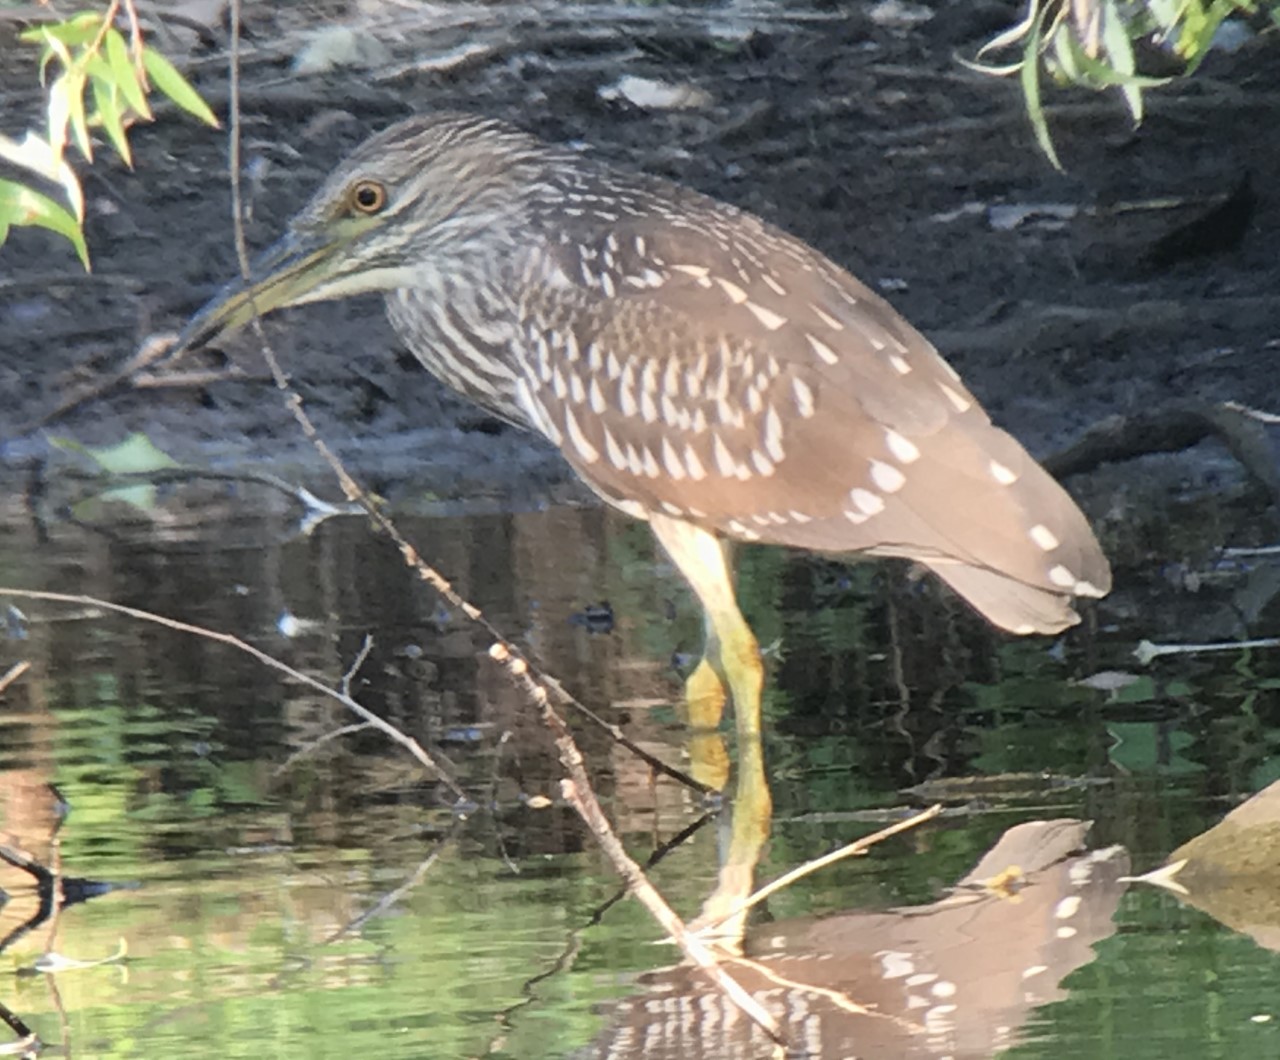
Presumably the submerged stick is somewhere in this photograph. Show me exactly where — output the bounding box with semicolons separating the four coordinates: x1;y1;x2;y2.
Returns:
0;588;466;801
1135;636;1280;664
491;642;787;1046
561;774;785;1046
697;804;943;935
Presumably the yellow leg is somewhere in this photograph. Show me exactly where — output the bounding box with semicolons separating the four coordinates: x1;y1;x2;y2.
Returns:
649;514;766;746
715;618;765;741
650;515;774;943
684;657;731;790
686;728;732;792
691;724;773;948
684;656;727;730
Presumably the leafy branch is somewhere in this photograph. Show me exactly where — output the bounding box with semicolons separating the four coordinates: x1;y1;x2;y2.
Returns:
967;0;1278;167
0;0;219;268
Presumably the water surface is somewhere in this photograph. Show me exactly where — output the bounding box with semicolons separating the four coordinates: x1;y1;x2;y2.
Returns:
2;478;1279;1058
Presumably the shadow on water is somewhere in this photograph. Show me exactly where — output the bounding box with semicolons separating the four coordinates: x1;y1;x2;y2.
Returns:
2;477;1280;1057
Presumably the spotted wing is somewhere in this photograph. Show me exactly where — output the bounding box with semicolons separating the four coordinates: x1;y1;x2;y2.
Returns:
512;207;1109;633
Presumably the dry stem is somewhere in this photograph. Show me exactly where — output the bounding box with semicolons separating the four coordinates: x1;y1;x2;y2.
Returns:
0;588;465;801
697;804;943;935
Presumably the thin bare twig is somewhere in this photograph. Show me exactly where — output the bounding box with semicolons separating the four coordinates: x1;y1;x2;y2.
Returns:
43;814;65;964
324;826;459;943
560;774;785;1046
587;812;714;926
0;999;37;1049
121;0;145;81
86;0;122;67
0;844;56;956
1135;636;1280;664
0;588;465;801
132;367;252;389
697;804;944;935
0;661;31;696
228;0;250;278
489;730;521;875
726;952;923;1033
46;972;70;1056
494;814;713;1044
16;330;180;434
272;721;376;777
495;639;784;1044
495;932;584;1033
341;635;375;695
50;466;354;515
487;808;715;1059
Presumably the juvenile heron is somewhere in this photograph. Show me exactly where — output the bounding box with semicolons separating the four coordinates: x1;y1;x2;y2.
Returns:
179;112;1111;744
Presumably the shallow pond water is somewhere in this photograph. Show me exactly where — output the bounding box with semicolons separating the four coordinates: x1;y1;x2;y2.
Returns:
2;476;1280;1059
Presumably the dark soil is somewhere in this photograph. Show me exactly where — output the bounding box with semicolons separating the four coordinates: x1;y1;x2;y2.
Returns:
2;1;1279;626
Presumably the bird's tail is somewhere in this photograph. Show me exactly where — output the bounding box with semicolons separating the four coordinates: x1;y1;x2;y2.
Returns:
921;559;1092;635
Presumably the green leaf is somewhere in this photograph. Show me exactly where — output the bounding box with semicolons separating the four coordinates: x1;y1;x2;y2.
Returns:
1051;23;1081;81
65;69;93;161
1057;24;1170;90
20;12;104;48
141;47;219;128
1147;0;1182;28
83;53;113;81
46;69;72;158
963;0;1041;77
91;76;132;167
1020;3;1062;170
99;484;161;511
37;44;57;87
0;178;90;269
38;26;75;71
105;28;151;120
0;130;84;221
1100;0;1143;122
976;0;1042;60
51;432;180;475
1118;77;1143;123
1176;0;1233;70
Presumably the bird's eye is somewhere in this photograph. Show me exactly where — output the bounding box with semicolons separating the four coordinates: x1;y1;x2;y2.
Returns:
349;179;387;215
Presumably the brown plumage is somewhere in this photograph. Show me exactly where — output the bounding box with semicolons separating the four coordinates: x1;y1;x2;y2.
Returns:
180;112;1110;735
507;204;1109;633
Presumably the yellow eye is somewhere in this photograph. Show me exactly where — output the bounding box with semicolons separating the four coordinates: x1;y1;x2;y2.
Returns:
349;179;387;215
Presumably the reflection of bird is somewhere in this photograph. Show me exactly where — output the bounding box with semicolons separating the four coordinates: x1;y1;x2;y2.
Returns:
178;113;1110;745
575;820;1131;1059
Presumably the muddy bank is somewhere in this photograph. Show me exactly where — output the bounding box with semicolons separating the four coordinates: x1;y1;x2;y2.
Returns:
1;3;1276;526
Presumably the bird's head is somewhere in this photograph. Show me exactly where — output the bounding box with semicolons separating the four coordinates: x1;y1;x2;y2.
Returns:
176;113;557;353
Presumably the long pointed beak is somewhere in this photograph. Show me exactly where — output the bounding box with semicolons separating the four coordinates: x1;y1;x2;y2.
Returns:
175;230;344;354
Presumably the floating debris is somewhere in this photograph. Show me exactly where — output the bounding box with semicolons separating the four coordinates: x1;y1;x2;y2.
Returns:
293;26;392;76
598;75;712;111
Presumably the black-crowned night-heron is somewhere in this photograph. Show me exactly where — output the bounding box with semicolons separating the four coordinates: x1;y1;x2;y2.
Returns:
179;112;1111;744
